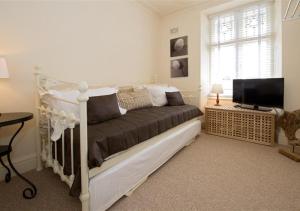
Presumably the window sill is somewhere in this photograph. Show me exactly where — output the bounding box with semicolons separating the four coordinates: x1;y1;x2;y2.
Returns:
208;94;233;100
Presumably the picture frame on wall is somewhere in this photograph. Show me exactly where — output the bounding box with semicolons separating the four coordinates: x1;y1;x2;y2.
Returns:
171;58;188;78
170;36;188;57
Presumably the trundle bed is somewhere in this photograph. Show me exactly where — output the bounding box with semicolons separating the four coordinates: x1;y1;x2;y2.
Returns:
35;71;202;211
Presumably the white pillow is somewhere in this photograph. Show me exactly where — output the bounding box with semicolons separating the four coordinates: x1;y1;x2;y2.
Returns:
119;107;127;115
43;87;127;141
134;83;169;90
144;85;179;106
46;89;80;118
45;87;127;120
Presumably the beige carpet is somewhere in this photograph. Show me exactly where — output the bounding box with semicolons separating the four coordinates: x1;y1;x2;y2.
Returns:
0;133;300;211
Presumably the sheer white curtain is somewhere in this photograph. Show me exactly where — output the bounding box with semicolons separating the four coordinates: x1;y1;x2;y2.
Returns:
209;2;275;96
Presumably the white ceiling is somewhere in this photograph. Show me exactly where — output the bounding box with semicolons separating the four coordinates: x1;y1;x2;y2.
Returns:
138;0;210;16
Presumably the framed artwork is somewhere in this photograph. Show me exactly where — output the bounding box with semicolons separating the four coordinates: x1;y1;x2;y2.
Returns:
171;58;188;78
170;36;188;57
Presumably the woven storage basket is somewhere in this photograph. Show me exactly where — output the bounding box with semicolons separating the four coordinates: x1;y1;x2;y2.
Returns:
205;105;275;146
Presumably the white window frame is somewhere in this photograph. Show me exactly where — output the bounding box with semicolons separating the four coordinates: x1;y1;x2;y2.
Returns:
208;1;277;98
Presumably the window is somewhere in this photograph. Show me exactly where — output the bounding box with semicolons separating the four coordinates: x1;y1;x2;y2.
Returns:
209;2;276;96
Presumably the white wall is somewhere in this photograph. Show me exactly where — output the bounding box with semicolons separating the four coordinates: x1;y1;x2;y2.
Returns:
280;0;300;144
158;0;300;144
157;0;229;92
0;1;159;177
282;3;300;111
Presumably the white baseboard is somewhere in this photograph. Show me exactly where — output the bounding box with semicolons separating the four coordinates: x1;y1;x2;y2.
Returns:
0;153;37;182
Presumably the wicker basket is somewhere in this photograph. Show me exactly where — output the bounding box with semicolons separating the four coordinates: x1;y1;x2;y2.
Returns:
205;105;276;146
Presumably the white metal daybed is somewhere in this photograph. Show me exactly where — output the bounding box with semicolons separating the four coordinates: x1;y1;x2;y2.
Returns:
34;70;201;211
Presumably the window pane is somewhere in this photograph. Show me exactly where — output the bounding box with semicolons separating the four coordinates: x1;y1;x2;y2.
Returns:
220;44;235;92
210;18;219;44
260;6;272;36
219;14;235;43
260;38;273;78
240;7;259;39
238;40;259;79
210;45;236;90
220;44;236;86
222;80;233;96
210;46;219;84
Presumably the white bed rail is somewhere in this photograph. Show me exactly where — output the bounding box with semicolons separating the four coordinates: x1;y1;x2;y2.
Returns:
37;106;78;187
77;82;90;211
35;70;90;211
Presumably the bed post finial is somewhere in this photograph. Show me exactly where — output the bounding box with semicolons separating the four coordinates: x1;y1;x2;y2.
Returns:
78;81;88;96
77;81;90;211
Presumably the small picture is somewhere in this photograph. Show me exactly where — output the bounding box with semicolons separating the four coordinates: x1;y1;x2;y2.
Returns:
170;36;188;57
171;58;188;78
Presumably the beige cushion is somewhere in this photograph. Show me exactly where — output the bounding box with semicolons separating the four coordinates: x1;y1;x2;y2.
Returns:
117;89;152;111
118;85;134;93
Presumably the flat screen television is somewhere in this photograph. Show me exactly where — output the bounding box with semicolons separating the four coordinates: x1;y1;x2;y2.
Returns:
233;78;284;109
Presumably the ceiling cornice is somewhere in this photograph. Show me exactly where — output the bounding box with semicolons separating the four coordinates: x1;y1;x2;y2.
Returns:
137;0;211;17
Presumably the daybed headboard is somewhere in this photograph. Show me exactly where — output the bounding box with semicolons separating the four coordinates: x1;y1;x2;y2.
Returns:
35;70;200;108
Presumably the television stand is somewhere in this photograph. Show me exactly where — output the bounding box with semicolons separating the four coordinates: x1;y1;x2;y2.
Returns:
234;104;272;112
205;105;276;146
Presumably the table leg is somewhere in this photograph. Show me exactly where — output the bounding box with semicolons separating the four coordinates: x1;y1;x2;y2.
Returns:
0;156;11;182
7;122;37;199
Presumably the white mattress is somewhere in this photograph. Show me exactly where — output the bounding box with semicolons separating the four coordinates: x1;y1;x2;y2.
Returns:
89;118;201;211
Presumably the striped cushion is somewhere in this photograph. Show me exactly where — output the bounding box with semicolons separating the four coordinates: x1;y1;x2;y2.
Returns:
118;86;134;93
117;89;152;111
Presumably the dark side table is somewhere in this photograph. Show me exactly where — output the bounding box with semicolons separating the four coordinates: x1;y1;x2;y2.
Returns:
0;112;37;199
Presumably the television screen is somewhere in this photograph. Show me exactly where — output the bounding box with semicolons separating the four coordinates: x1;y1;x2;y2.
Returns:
233;78;284;108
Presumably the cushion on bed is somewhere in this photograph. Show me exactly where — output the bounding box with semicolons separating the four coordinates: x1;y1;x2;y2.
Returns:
118;86;134;93
87;93;121;125
117;88;152;111
143;85;179;106
43;87;127;141
166;91;185;106
45;87;126;119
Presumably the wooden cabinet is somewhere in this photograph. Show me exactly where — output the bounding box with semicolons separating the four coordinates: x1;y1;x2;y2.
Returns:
205;105;276;146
